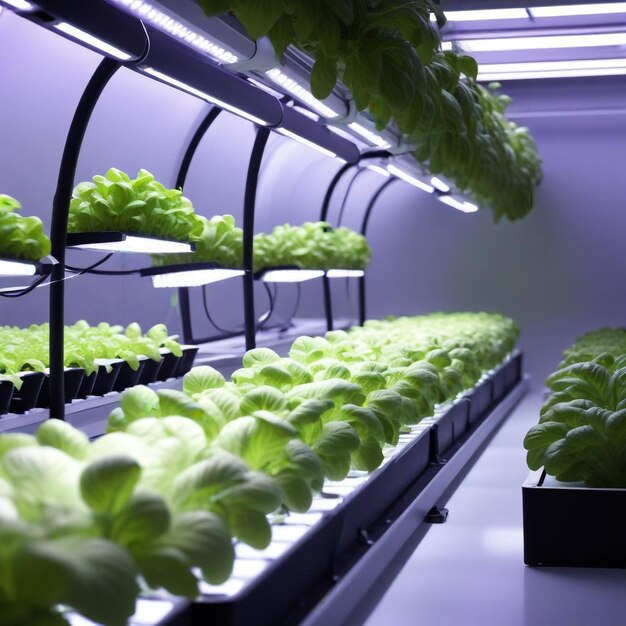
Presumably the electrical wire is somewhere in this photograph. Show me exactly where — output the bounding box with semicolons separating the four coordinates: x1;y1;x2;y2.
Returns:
201;284;243;334
64;253;143;275
336;167;368;227
0;272;50;298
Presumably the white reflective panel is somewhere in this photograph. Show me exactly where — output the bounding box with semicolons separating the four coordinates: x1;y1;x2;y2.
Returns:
326;269;364;278
231;559;270;580
110;0;239;63
282;512;324;525
0;259;36;276
199;578;246;597
72;235;192;254
265;68;339;118
142;67;268;126
387;164;435;193
54;23;132;60
151;268;244;288
347;122;392;148
236;541;292;560
459;32;626;52
277;128;337;159
309;496;343;511
260;269;325;283
270;524;311;543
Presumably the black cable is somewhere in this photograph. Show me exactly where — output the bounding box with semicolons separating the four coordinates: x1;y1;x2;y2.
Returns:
201;284;243;334
64;253;114;274
336;168;367;227
0;272;50;298
258;282;275;329
65;253;143;276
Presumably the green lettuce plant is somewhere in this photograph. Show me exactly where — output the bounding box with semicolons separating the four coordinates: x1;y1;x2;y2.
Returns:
0;194;50;261
68;168;204;242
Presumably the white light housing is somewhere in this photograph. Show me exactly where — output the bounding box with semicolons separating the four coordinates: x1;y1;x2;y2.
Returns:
265;68;339;119
367;164;391;178
276;128;337;158
70;235;193;254
109;0;239;63
326;269;365;278
54;22;132;60
431;176;450;193
151;268;244;288
457;32;626;53
260;269;325;283
0;259;37;276
347;123;392;149
143;67;268;126
444;8;529;21
532;2;626;18
1;0;34;10
479;57;626;81
387;164;435;193
438;195;479;213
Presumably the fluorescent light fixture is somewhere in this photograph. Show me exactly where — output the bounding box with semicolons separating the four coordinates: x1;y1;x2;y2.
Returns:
532;2;626;18
69;234;193;253
260;269;325;283
132;600;179;625
479;57;626;80
151;268;244;288
438;195;478;213
445;8;528;21
54;22;132;60
347;122;392;149
459;32;626;52
143;67;268;126
431;176;450;193
110;0;239;63
326;269;365;278
265;68;339;119
441;41;454;51
0;259;37;276
367;164;391;178
387;164;435;193
277;128;337;158
2;0;34;9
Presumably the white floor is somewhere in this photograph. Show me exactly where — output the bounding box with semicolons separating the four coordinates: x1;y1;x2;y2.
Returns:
363;390;626;626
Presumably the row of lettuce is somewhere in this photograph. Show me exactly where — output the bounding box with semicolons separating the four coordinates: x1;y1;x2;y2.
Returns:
524;328;626;488
0;312;518;626
0;322;181;387
1;169;371;272
197;0;542;222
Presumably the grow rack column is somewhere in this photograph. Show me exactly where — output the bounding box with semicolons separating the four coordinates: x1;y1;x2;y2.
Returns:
49;57;122;420
358;177;397;327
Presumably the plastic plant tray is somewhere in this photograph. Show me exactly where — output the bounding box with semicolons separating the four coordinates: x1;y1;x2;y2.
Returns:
523;470;626;569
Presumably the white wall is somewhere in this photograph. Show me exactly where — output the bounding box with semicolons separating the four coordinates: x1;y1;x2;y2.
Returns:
1;10;625;385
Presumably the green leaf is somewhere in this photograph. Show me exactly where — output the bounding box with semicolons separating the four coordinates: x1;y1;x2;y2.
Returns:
311;53;338;100
183;366;226;396
80;455;141;514
135;546;199;597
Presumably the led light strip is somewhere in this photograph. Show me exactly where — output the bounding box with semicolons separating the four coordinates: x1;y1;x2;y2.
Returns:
1;0;34;10
0;259;37;276
457;32;626;53
478;58;626;81
430;176;450;193
438;195;478;213
54;22;132;60
347;122;392;149
265;68;339;119
259;269;325;283
276;128;337;158
387;164;434;193
151;268;244;288
444;8;529;21
443;3;626;21
109;0;239;63
367;164;391;178
143;67;267;125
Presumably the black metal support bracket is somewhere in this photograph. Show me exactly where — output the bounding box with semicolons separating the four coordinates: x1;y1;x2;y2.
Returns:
358;177;398;326
243;126;271;351
49;57;122;420
424;506;449;524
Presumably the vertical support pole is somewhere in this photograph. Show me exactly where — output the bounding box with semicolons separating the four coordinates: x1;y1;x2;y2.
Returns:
359;177;397;327
174;106;223;345
243;126;271;351
323;276;333;331
49;57;121;420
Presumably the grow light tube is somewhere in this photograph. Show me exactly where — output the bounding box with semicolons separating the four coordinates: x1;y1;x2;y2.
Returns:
108;0;239;63
54;22;132;61
478;58;626;80
443;8;529;21
326;269;365;278
277;128;336;158
347;123;392;149
387;164;435;193
431;176;450;193
151;268;244;288
533;3;626;18
259;269;325;283
68;233;193;254
0;259;37;276
265;68;339;119
438;195;478;213
1;0;34;10
143;67;268;126
458;32;626;53
367;164;391;178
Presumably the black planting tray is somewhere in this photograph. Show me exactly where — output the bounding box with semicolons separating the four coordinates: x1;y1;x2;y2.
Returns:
36;368;85;407
10;372;46;413
523;470;626;568
428;398;471;459
468;378;493;426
